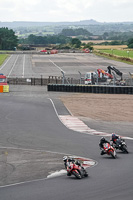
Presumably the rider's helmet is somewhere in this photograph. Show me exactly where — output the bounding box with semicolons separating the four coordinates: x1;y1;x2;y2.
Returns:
75;160;81;166
112;133;116;139
63;156;68;161
101;137;106;142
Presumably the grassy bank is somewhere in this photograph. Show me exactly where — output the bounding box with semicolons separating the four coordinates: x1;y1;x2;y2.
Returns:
98;49;133;58
94;50;133;65
0;54;8;66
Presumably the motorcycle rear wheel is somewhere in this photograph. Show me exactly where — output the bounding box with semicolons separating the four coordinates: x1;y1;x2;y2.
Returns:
84;172;88;177
122;145;129;153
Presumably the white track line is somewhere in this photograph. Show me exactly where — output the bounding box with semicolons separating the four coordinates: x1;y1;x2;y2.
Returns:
22;54;25;78
49;59;65;73
7;55;19;77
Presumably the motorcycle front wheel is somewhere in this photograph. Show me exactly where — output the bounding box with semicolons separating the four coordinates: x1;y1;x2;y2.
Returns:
110;151;116;159
72;171;82;179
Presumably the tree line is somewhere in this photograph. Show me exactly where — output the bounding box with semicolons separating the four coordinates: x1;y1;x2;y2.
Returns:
0;27;133;50
0;27;18;50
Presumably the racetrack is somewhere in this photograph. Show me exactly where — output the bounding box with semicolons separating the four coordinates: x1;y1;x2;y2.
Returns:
0;53;133;200
1;52;133;78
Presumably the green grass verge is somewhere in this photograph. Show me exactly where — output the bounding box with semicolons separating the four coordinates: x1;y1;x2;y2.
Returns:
99;49;133;58
94;51;133;65
0;54;8;66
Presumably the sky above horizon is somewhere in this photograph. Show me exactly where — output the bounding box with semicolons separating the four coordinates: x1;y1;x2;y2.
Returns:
0;0;133;23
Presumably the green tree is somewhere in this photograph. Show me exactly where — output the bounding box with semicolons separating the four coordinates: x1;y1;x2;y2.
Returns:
60;28;92;37
128;38;133;48
71;38;81;48
0;27;18;50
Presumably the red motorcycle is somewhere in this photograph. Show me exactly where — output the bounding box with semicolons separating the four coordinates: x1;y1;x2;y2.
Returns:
103;143;117;159
66;161;88;179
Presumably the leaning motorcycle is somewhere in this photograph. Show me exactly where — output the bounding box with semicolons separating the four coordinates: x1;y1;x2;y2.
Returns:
66;162;88;179
103;143;117;159
114;138;128;153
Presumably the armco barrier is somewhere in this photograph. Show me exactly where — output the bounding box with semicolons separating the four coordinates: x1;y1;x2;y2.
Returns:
47;84;133;95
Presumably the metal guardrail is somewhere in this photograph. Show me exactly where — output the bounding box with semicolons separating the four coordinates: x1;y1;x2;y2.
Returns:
7;76;62;85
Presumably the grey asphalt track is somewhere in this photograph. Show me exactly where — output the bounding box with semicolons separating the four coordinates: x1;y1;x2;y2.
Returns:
0;85;133;200
1;53;133;78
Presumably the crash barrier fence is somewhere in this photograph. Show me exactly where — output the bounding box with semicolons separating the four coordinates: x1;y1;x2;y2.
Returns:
7;76;84;85
7;76;133;87
7;76;62;85
47;84;133;95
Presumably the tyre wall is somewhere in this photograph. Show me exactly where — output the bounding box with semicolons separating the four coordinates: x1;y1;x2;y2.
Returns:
47;84;133;94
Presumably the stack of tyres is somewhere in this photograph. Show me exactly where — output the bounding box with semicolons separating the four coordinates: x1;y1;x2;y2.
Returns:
92;86;97;93
69;85;74;92
53;84;57;91
56;84;59;91
99;86;102;93
82;85;86;93
64;85;67;92
117;86;121;94
109;86;114;94
75;85;79;92
127;87;132;94
124;87;128;94
58;84;61;92
47;84;133;95
79;85;82;93
66;85;70;92
95;86;99;93
128;87;133;94
105;86;109;94
85;85;89;93
47;84;51;91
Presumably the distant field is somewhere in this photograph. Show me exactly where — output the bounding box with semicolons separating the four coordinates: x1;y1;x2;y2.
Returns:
0;54;8;66
17;32;54;38
93;45;127;50
98;49;133;58
81;40;112;44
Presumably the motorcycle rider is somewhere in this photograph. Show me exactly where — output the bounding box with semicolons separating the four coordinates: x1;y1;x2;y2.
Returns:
110;133;121;147
63;156;74;176
63;156;87;176
99;137;110;155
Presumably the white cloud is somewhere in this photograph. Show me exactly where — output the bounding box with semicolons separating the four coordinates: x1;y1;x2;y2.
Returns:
0;0;133;22
56;0;93;12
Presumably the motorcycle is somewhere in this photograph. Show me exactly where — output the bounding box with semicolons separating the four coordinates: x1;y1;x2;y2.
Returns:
113;138;128;153
66;161;88;179
103;143;117;159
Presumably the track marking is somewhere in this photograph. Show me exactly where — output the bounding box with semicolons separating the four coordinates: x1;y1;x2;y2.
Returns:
7;55;19;77
22;54;25;78
59;115;133;140
48;98;133;140
49;59;65;73
0;146;96;187
59;115;111;136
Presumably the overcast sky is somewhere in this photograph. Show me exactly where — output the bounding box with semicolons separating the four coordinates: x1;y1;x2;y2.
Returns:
0;0;133;23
